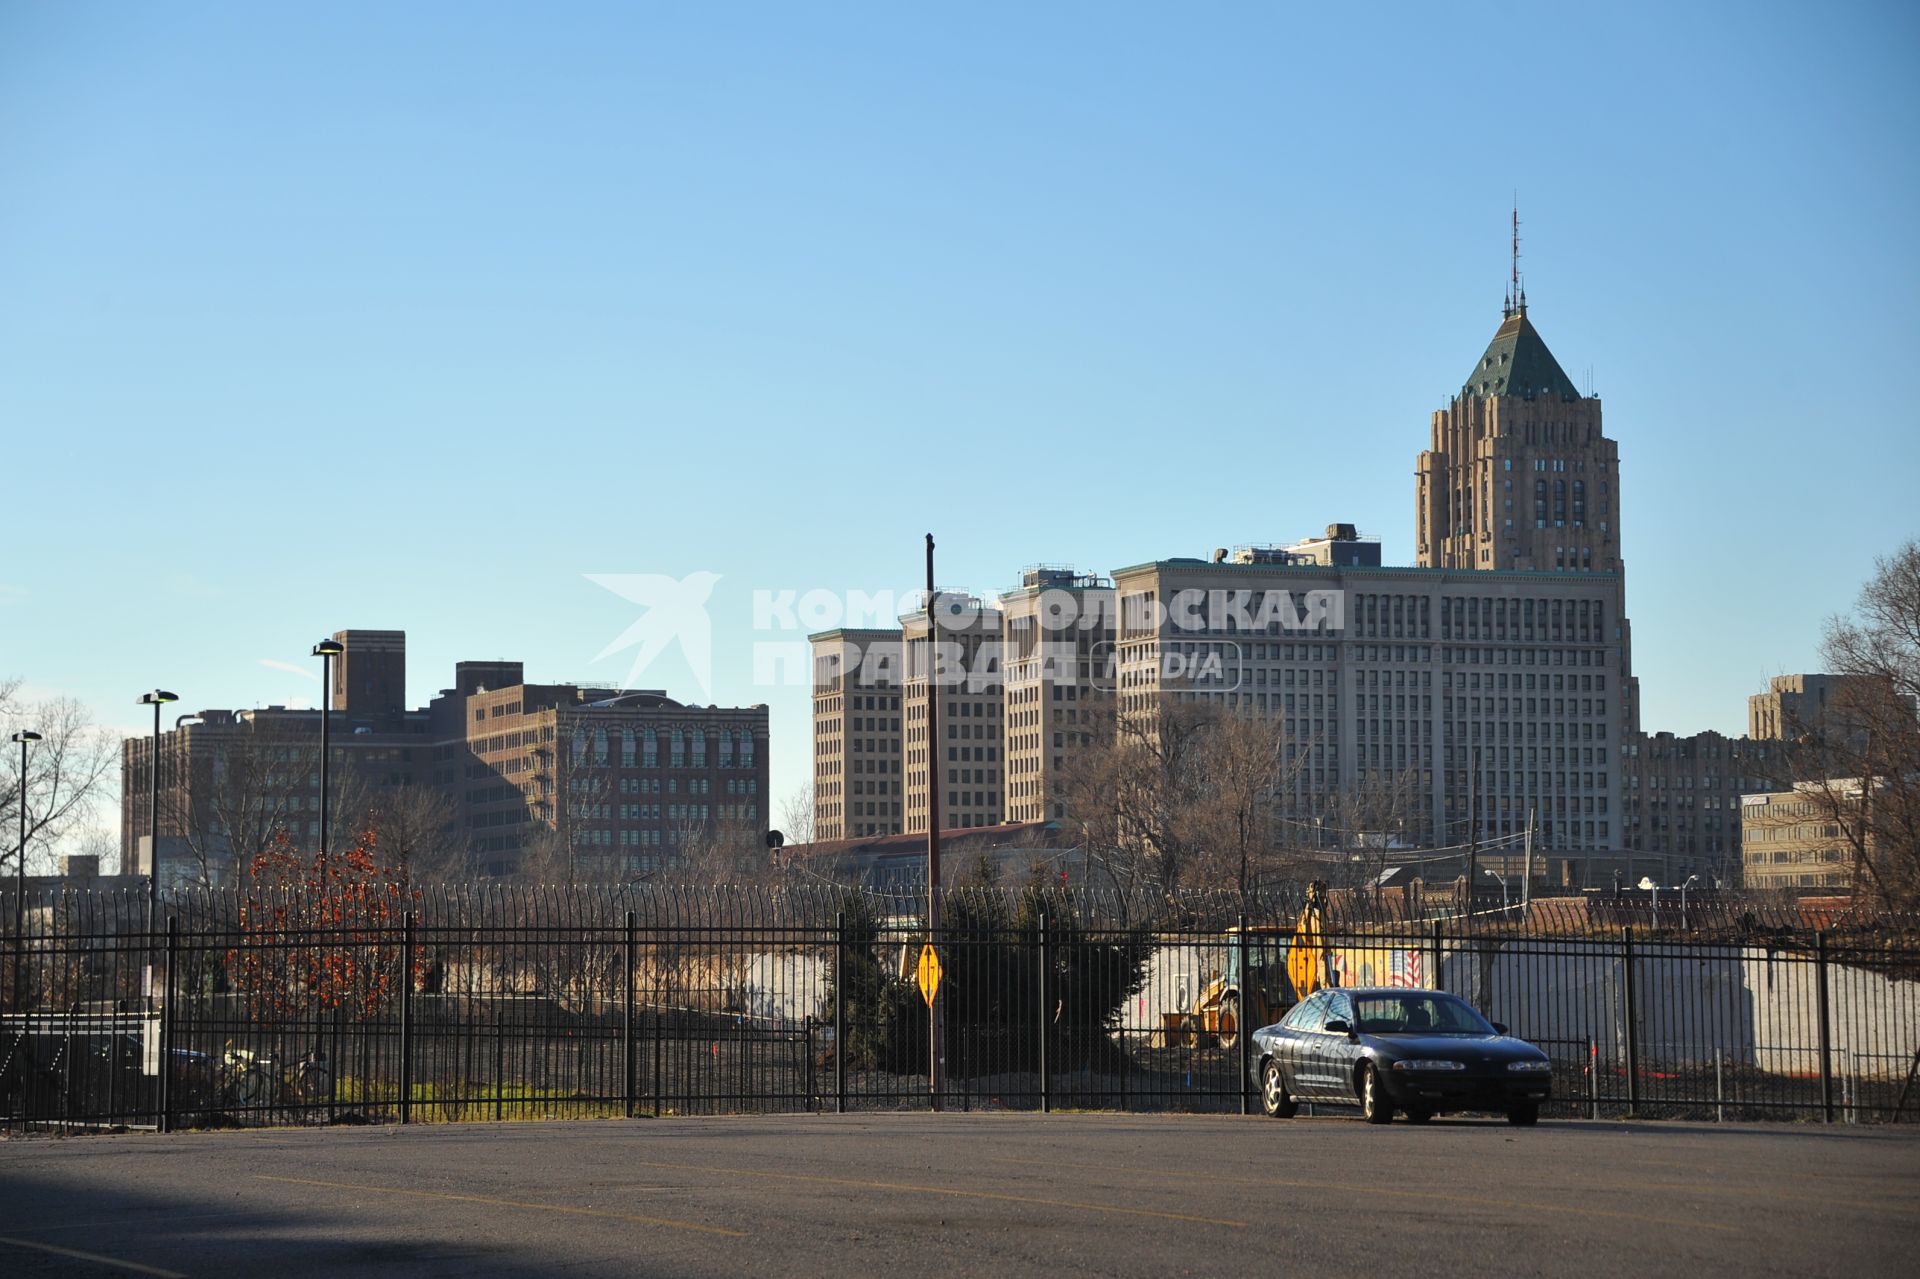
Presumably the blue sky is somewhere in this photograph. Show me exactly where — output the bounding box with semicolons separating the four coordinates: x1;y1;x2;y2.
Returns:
2;1;1916;842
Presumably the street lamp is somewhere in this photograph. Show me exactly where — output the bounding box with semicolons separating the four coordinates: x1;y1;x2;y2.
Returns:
1680;874;1700;928
10;729;42;1011
1483;867;1510;914
136;691;178;946
312;640;343;856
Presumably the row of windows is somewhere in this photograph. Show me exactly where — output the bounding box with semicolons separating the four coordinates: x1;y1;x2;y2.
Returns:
568;726;758;770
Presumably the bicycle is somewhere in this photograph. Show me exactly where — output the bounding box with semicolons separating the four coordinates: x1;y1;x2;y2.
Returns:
219;1044;332;1111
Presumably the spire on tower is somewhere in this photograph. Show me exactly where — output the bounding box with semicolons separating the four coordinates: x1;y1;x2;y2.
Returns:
1510;203;1525;317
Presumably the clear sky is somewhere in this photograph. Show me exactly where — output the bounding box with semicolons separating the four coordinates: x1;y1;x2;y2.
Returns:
3;1;1916;849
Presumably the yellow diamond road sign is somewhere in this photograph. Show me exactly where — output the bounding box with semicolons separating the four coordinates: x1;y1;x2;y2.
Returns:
916;943;943;1007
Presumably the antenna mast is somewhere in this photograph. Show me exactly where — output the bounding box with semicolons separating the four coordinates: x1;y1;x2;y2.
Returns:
1511;203;1524;316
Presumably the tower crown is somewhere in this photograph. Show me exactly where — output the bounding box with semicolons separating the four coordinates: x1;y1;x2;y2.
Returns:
1462;310;1583;401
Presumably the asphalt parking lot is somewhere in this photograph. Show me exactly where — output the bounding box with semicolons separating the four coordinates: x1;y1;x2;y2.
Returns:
3;1113;1916;1277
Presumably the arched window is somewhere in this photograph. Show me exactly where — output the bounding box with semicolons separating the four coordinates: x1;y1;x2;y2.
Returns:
691;729;707;768
737;730;754;768
670;729;685;768
642;728;659;768
718;731;733;768
571;725;587;766
620;729;635;767
593;727;608;766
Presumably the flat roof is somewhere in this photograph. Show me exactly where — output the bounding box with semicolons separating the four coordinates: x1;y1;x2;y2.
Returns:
1109;559;1623;585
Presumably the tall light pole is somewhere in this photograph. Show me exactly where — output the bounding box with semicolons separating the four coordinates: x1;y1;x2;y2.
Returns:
136;691;178;950
313;640;343;856
10;729;42;1012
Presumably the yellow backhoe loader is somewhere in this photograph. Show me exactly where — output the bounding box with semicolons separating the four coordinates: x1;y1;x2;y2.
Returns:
1190;882;1330;1050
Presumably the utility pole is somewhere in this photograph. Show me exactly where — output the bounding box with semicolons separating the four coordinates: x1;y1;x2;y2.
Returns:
1522;806;1535;912
924;533;944;1112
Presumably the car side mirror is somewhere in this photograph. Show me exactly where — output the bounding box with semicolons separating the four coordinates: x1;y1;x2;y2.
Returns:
1493;1022;1509;1036
1324;1018;1352;1035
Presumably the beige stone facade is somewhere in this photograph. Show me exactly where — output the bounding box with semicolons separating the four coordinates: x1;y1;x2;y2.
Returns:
1416;307;1622;577
1111;557;1627;863
1000;567;1114;823
1748;673;1874;743
901;594;1004;834
1741;786;1858;890
809;628;904;841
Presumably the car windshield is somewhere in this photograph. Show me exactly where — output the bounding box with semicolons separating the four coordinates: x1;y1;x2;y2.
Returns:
1351;994;1495;1036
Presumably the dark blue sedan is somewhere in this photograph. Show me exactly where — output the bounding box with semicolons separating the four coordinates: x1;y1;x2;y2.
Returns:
1249;987;1553;1125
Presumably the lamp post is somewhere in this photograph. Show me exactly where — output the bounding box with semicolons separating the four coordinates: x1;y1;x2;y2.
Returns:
10;729;42;1011
1680;874;1700;929
1483;867;1509;914
136;692;178;950
313;640;343;856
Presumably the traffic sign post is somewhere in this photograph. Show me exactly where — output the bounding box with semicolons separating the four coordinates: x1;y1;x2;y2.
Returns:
916;943;943;1007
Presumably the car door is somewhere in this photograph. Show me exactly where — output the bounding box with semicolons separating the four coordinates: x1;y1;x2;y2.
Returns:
1271;993;1325;1098
1311;992;1361;1103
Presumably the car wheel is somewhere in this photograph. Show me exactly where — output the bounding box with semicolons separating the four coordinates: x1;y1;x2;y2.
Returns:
1360;1064;1392;1124
1506;1102;1539;1127
1260;1059;1297;1119
1404;1106;1433;1124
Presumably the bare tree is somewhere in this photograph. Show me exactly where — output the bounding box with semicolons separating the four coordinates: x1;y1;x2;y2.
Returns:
1054;692;1143;904
1190;712;1309;904
1320;767;1428;891
352;783;468;883
1777;542;1920;909
1058;696;1322;908
160;718;321;888
0;681;118;875
678;815;775;886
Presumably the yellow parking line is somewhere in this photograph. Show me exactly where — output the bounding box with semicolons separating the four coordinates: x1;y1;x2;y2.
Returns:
254;1175;746;1238
0;1234;188;1278
625;1159;1248;1228
990;1157;1737;1234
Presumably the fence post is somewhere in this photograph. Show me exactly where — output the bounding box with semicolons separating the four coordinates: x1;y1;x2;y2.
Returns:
493;1005;504;1123
1816;931;1834;1123
1237;914;1251;1116
399;910;415;1125
1715;1050;1724;1124
1622;926;1639;1118
623;910;637;1120
1038;911;1051;1116
833;911;846;1115
158;917;177;1134
1587;1034;1598;1120
652;966;664;1119
1430;918;1444;992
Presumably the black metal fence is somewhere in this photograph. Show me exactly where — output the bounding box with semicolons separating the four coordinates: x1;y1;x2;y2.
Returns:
3;886;1917;1131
